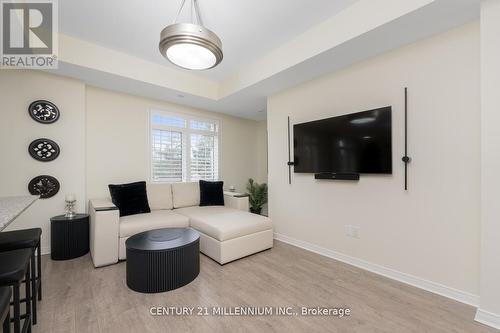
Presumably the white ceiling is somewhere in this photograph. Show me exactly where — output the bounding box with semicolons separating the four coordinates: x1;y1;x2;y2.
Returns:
53;0;480;121
59;0;359;81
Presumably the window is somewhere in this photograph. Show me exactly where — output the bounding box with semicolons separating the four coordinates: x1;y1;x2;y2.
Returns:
150;110;219;183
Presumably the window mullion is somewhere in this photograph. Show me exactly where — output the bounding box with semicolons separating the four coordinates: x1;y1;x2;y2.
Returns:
185;131;191;182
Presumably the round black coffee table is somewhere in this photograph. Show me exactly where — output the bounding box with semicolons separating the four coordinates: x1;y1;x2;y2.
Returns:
125;228;200;293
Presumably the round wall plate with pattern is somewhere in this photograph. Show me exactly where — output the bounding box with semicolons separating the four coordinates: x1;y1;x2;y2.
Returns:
28;100;60;124
28;138;60;162
28;175;60;199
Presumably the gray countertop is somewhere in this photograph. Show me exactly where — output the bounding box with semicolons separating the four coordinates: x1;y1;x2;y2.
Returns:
0;195;39;232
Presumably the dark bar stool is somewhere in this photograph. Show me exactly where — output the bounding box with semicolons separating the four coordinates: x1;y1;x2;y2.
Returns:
0;249;31;333
0;229;41;325
0;287;11;333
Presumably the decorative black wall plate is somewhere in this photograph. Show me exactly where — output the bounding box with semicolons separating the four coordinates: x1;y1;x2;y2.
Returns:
28;175;60;199
28;138;60;162
28;100;60;124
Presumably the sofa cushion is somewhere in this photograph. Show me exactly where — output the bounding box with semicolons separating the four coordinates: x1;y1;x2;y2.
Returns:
108;181;150;217
174;206;231;218
199;180;224;206
147;183;173;210
171;182;200;208
174;206;272;242
119;210;189;238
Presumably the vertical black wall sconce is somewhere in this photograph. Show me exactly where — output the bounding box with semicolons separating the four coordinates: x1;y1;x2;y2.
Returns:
402;87;412;190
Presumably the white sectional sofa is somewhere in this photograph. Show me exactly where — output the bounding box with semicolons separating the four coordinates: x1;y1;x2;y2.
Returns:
89;182;273;267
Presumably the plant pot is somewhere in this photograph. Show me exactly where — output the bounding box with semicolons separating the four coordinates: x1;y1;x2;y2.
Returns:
250;207;262;215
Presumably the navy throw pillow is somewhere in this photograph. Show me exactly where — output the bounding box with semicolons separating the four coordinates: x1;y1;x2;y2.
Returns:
199;180;224;206
108;181;151;217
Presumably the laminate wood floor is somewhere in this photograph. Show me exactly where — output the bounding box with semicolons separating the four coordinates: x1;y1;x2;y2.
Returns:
31;241;496;333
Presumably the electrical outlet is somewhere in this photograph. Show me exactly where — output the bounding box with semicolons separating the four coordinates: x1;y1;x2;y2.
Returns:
344;225;360;239
351;226;360;239
344;225;352;237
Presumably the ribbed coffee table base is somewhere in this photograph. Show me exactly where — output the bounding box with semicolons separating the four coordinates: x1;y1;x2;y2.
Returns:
126;228;200;293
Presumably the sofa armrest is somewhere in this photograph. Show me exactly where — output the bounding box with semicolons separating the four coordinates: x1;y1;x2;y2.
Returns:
89;199;119;267
224;192;249;211
90;198;117;211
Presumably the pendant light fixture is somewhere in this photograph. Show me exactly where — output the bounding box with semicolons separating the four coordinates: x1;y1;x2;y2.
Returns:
159;0;223;70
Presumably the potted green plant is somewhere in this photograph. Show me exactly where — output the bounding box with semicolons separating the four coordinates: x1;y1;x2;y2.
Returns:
246;178;268;215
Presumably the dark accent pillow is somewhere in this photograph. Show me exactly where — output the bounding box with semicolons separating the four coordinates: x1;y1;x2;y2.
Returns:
199;180;224;206
108;181;151;217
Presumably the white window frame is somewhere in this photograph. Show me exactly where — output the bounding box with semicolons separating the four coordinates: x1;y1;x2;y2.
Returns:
148;109;221;183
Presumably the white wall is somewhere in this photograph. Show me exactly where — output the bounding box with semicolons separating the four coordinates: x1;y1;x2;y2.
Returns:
0;71;86;253
85;86;264;199
268;23;480;297
476;0;500;327
256;120;268;184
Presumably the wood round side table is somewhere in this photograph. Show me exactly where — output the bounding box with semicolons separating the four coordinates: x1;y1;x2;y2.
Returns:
50;214;89;260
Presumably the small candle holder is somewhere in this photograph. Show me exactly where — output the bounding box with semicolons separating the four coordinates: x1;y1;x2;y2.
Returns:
65;194;76;218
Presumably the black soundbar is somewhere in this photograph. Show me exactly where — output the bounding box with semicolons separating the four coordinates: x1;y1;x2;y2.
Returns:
314;172;360;180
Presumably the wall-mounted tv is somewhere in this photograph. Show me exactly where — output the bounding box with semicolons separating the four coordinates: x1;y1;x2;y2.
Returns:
293;107;392;174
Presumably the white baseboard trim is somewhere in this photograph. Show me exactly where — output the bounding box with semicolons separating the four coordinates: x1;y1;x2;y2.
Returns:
41;246;50;256
475;309;500;330
274;232;479;307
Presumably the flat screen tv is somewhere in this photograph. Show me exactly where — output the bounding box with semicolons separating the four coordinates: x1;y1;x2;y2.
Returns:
293;106;392;174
